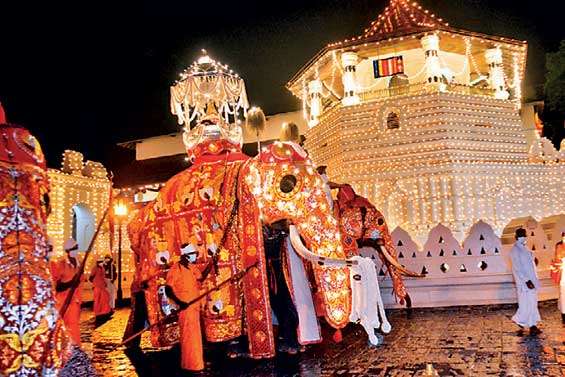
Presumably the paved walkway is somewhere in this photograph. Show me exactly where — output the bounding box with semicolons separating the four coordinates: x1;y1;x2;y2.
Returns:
81;301;565;376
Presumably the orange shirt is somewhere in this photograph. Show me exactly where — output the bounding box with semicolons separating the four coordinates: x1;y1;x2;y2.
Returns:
166;264;202;305
89;265;107;289
50;258;82;306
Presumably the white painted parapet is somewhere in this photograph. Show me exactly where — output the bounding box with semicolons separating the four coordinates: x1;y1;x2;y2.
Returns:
372;217;565;308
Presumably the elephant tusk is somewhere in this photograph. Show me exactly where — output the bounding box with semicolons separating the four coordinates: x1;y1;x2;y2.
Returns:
289;225;357;267
376;244;424;278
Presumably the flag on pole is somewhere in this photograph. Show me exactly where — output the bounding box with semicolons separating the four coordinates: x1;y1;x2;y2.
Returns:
373;56;404;78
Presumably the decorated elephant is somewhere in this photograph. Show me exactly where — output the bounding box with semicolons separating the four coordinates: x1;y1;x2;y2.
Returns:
333;184;423;306
127;112;389;359
0;110;95;376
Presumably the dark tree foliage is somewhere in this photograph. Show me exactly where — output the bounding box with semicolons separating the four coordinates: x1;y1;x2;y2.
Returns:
543;40;565;147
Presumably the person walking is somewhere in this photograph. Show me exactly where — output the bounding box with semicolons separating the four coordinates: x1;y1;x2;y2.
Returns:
103;254;117;310
50;238;83;345
165;245;204;372
510;228;542;335
89;259;112;324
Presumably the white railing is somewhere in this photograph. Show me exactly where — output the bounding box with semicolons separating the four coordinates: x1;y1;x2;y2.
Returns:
358;82;496;102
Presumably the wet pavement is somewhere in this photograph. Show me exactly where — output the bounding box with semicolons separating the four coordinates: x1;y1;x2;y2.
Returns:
81;300;565;376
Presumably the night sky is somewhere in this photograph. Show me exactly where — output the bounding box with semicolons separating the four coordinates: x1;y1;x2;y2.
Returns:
1;0;563;171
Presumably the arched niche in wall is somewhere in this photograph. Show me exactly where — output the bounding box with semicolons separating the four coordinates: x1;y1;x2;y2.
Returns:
390;226;424;275
423;224;463;259
374;102;410;135
71;203;95;252
461;220;507;274
462;220;503;257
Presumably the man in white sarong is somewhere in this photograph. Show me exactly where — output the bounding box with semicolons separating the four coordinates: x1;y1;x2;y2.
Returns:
510;228;542;335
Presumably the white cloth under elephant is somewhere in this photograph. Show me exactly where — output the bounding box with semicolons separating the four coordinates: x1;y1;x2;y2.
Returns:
288;225;391;346
349;256;391;345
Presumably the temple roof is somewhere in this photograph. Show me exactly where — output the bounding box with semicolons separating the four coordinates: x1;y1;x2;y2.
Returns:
327;0;451;49
287;0;527;92
363;0;447;41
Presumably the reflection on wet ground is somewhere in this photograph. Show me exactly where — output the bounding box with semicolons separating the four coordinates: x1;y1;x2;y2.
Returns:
82;300;565;376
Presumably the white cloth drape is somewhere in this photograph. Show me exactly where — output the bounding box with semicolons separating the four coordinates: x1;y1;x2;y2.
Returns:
349;256;391;345
285;238;321;345
510;242;541;327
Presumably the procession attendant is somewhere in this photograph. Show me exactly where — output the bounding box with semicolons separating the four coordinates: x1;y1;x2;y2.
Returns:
50;238;83;345
552;232;565;323
123;276;149;349
89;258;112;321
165;244;204;372
510;228;542;335
103;254;117;310
263;221;300;355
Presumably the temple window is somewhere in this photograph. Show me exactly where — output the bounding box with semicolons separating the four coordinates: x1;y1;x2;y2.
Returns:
386;112;400;130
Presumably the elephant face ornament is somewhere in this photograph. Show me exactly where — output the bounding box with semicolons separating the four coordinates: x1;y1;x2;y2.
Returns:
246;141;351;328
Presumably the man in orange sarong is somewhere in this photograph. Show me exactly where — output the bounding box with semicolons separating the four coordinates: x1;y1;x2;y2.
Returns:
50;238;83;345
165;244;204;372
89;259;112;322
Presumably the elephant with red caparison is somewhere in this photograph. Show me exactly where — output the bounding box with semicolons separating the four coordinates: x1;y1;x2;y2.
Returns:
127;114;352;359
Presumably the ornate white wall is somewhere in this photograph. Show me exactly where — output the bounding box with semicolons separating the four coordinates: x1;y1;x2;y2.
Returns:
375;216;565;308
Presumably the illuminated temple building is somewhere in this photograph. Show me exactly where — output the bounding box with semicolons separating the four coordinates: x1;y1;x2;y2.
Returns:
286;0;565;244
110;1;564;307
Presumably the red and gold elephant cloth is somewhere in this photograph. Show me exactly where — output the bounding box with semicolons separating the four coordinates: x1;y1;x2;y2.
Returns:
131;150;275;358
130;141;353;359
334;184;408;302
0;123;73;376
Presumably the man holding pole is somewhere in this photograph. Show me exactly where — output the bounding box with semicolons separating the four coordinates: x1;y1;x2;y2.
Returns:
165;244;204;372
50;238;83;345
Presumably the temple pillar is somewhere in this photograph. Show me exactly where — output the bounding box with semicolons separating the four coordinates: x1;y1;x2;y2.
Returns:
421;34;445;91
341;51;360;106
308;79;323;127
485;47;509;100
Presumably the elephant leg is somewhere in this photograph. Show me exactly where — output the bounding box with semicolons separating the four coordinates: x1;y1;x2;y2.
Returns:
405;293;413;319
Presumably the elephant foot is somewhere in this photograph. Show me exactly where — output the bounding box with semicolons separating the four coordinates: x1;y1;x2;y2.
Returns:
404;293;413;319
366;333;384;348
277;344;298;355
59;345;97;377
226;340;248;359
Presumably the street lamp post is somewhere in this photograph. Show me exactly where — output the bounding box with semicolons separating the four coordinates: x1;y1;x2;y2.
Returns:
113;199;128;305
